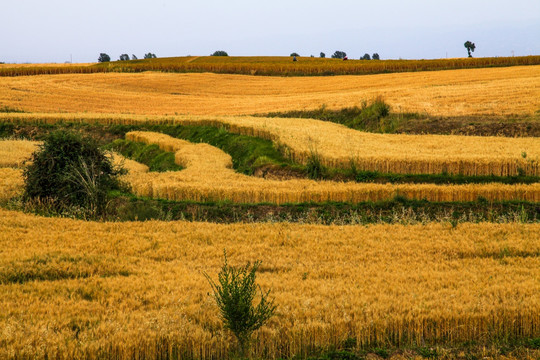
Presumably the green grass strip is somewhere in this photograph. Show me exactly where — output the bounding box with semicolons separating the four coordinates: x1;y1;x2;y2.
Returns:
105;139;183;172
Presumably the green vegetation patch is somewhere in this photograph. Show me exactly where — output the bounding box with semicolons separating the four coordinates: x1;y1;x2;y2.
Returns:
106;195;539;224
106;139;183;172
151;124;301;175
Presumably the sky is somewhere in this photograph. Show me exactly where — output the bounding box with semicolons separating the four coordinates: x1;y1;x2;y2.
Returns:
2;0;540;63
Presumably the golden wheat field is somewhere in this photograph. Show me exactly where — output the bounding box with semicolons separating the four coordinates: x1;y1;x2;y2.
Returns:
0;61;539;360
2;136;538;204
0;65;539;116
2;113;539;176
0;208;538;359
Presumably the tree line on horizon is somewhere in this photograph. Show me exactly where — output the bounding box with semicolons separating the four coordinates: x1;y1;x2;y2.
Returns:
98;41;477;63
98;52;157;62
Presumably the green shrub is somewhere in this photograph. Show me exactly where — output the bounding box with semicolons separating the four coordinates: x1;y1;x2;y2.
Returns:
347;97;391;130
205;251;277;357
23;130;123;216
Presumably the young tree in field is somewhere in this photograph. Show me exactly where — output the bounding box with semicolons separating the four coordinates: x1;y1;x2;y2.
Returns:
331;51;347;59
361;53;371;60
144;52;157;59
132;54;138;60
372;53;380;60
211;50;229;56
464;41;476;57
320;52;326;58
98;53;111;62
205;251;277;358
119;54;130;61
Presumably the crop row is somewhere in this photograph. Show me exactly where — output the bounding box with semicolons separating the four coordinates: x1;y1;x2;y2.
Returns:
2;55;540;77
2;134;538;204
124;132;540;203
2;114;538;177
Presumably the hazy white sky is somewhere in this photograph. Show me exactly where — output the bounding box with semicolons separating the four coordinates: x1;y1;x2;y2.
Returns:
2;0;539;63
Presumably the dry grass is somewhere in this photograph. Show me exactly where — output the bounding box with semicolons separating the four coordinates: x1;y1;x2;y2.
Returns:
0;65;539;116
0;208;538;359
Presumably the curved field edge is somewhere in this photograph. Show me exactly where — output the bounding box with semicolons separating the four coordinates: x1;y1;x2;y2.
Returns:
0;209;538;359
3;134;539;204
5;121;539;185
1;114;539;177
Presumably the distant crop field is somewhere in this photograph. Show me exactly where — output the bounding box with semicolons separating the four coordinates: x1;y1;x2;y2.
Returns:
1;65;539;116
1;55;540;77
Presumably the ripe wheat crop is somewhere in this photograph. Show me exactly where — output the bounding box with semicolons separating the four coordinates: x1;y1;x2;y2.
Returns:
1;65;539;116
2;136;538;204
122;131;540;203
2;55;540;77
0;209;538;359
0;140;39;168
0;168;23;200
2;114;539;176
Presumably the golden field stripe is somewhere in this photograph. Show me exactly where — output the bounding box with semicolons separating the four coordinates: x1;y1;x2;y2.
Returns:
2;113;539;176
0;140;39;168
1;135;538;204
0;66;539;117
124;131;540;203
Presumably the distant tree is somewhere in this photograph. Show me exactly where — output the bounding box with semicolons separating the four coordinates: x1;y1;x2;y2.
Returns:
361;53;371;60
290;52;300;57
132;54;138;60
331;51;347;59
119;54;130;61
464;41;476;58
98;53;111;62
320;52;326;58
211;50;229;56
144;52;157;59
310;55;314;58
372;53;380;60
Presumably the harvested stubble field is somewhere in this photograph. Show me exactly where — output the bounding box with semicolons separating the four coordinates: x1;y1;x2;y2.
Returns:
0;208;539;359
0;65;539;116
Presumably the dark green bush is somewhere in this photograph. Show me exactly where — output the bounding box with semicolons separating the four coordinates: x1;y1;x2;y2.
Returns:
23;131;123;216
